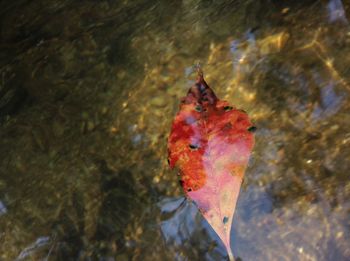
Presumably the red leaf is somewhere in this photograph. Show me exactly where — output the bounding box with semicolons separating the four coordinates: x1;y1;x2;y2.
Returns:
167;69;255;260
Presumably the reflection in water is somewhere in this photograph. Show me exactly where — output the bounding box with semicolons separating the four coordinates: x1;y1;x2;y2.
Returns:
311;81;344;121
16;236;50;260
0;200;7;215
0;0;350;260
159;197;229;261
328;0;348;24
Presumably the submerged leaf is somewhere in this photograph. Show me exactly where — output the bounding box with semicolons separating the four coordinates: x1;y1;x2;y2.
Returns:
168;68;255;260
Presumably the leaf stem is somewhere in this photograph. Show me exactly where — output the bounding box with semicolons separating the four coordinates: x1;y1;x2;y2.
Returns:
194;62;204;81
227;244;235;261
228;250;235;261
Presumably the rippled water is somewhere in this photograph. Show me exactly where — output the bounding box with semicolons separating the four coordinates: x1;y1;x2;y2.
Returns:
0;1;350;260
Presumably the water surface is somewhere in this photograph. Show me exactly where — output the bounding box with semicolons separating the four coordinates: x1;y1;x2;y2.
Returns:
0;1;350;260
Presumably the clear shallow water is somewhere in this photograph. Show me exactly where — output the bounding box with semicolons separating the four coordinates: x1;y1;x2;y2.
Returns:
0;0;350;260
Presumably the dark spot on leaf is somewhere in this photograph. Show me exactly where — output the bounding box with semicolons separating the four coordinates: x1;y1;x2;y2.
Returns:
224;106;233;111
223;123;232;131
179;180;184;186
167;158;170;165
223;216;229;224
197;83;205;92
189;144;199;150
195;105;202;112
248;126;257;132
187;188;192;192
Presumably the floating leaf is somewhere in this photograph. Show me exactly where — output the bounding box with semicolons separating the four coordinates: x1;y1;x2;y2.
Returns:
168;68;255;260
